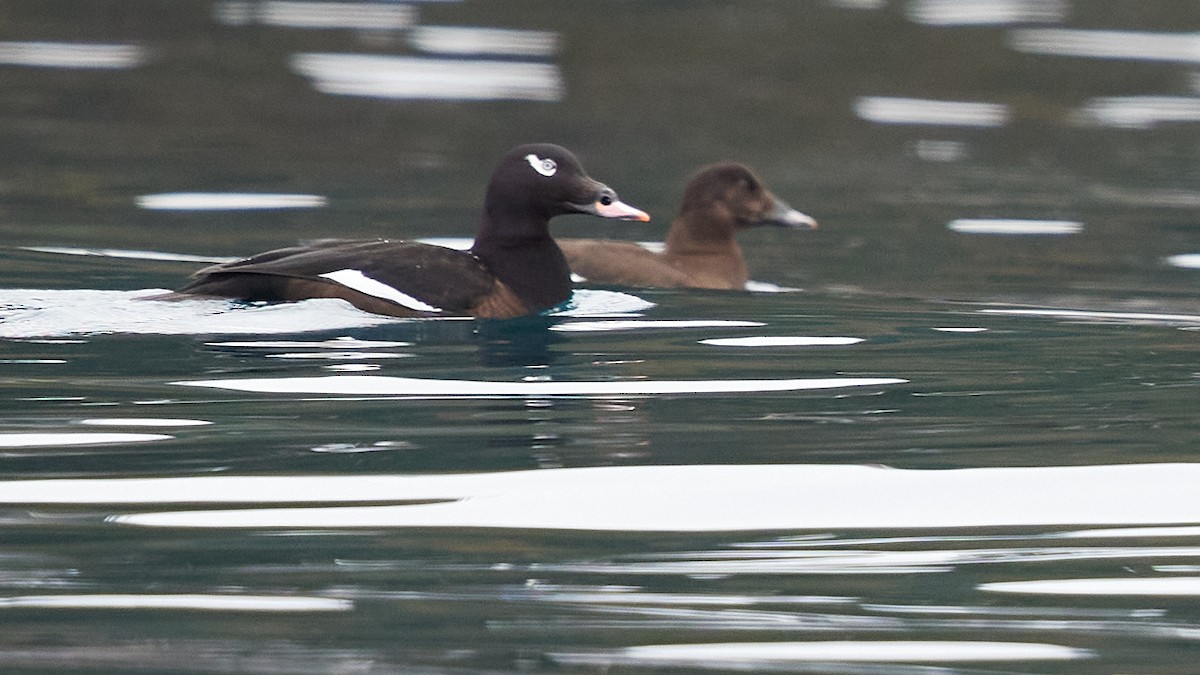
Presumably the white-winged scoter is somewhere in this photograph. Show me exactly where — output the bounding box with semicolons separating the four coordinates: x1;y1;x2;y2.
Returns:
170;144;650;318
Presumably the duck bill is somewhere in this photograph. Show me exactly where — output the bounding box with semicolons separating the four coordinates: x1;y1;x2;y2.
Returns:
761;198;818;229
590;198;651;222
573;182;651;222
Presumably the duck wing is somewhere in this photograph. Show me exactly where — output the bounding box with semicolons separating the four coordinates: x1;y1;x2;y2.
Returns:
180;240;505;316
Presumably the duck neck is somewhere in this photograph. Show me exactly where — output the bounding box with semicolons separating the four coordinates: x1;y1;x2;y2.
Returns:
663;211;748;288
472;210;572;313
665;210;741;256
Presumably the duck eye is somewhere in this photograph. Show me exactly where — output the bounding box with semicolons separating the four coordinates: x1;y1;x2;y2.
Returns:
525;154;557;177
599;194;613;206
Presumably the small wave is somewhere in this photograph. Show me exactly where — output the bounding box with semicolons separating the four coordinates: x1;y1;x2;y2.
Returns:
0;288;653;337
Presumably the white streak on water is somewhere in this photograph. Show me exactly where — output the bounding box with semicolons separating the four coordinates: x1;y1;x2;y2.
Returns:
1073;96;1200;129
907;0;1067;26
948;219;1082;235
979;307;1200;325
552;290;656;316
699;336;863;347
1062;525;1200;539
558;640;1093;665
207;338;412;349
743;280;800;292
534;545;1200;577
551;320;764;333
136;192;327;210
170;375;903;397
1009;29;1200;64
267;352;409;361
214;0;415;30
0;594;351;612
291;53;563;102
0;463;1193;532
21;247;237;264
0;433;173;448
854;97;1010;127
980;578;1200;597
0;290;398;337
0;41;146;69
1166;254;1200;269
78;419;212;428
0;288;653;337
410;26;557;57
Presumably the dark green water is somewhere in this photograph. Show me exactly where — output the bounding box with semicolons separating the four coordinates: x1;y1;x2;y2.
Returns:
2;1;1200;672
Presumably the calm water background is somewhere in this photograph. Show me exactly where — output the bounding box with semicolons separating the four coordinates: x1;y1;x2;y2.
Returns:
2;1;1200;672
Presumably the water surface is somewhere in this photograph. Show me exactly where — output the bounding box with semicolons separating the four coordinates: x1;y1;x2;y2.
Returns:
2;1;1200;672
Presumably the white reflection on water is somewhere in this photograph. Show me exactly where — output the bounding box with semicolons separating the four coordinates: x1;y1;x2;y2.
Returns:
0;463;1192;531
743;280;799;293
981;578;1200;597
0;41;146;69
1166;254;1200;269
1063;525;1200;539
172;374;904;397
0;594;351;612
1009;29;1200;63
492;595;1199;645
535;544;1200;577
21;246;235;264
907;0;1066;26
828;0;886;9
0;288;652;337
948;218;1082;235
551;319;764;333
347;582;852;608
0;290;397;338
0;433;172;449
135;192;328;210
549;289;656;317
291;53;563;101
78;418;212;428
410;26;557;57
1073;96;1200;129
854;97;1010;127
979;307;1200;326
266;351;410;361
207;337;412;349
214;0;414;30
913;138;968;162
700;337;864;347
553;641;1092;667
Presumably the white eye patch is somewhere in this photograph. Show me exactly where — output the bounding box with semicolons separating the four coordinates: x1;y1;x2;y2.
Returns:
525;154;557;177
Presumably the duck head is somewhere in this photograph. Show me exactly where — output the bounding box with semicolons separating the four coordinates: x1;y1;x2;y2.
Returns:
680;163;817;233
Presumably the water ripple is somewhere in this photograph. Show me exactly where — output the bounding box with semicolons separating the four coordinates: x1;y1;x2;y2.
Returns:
0;463;1193;532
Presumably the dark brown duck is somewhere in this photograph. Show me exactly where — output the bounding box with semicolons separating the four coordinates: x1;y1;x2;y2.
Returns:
168;144;650;318
559;163;816;290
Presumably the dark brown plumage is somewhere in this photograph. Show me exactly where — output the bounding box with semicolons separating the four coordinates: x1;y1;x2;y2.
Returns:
167;144;649;318
559;163;816;290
